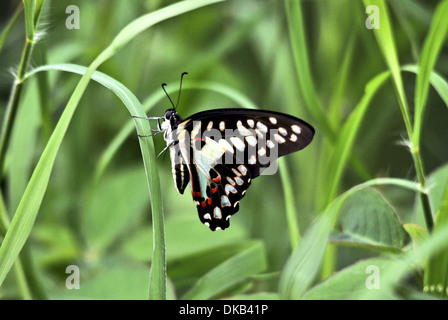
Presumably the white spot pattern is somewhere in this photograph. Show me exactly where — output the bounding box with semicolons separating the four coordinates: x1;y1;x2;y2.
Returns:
245;135;257;147
230;137;245;152
274;133;286;144
279;127;287;136
291;125;301;134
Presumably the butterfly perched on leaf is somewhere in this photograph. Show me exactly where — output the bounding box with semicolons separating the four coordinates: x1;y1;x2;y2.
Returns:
134;73;315;231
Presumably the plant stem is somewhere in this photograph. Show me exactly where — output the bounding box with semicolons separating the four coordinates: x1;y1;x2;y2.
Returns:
0;38;35;178
412;148;434;231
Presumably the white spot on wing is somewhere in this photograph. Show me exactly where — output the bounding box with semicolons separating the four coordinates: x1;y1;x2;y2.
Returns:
225;184;238;195
290;134;298;142
232;168;241;177
219;139;234;153
257;122;268;133
204;213;211;220
207;121;213;131
245;135;257;147
227;177;236;186
237;121;252;136
235;177;244;185
291;125;302;134
220;121;225;131
269;117;277;124
213;207;222;219
247;119;255;128
249;154;256;164
230;137;245;152
274;133;286;144
279;127;287;136
255;128;264;139
238;165;247;176
221;195;231;207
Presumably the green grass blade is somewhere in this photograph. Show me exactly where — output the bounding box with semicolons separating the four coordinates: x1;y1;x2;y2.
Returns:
327;33;356;127
424;180;448;296
182;241;267;300
324;71;390;204
284;0;334;140
279;158;300;249
0;0;225;298
413;0;448;146
303;258;398;299
0;4;23;55
402;65;448;108
0;62;97;288
363;0;412;135
367;0;413;133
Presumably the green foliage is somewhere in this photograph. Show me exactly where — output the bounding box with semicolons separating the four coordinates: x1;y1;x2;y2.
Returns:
0;0;447;300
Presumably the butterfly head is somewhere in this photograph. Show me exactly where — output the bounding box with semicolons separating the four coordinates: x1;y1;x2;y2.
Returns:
163;108;183;130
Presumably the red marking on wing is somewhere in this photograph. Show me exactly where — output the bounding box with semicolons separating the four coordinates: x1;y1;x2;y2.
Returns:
211;186;218;194
207;198;212;205
201;201;206;208
212;176;221;183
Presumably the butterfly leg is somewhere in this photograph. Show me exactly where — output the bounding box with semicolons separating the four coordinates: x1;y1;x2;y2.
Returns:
157;141;175;158
132;115;164;120
134;116;164;138
137;130;163;138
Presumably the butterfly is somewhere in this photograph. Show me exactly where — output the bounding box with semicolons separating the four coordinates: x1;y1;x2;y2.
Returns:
134;73;315;231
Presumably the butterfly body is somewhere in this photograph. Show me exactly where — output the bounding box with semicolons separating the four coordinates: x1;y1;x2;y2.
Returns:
158;108;315;231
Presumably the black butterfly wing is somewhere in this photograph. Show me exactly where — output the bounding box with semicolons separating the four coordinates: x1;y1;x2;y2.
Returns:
190;160;252;230
185;108;314;175
175;108;315;231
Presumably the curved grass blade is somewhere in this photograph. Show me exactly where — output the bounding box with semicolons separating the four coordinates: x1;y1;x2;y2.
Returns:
0;0;225;300
402;65;448;108
324;71;390;204
182;241;267;300
413;0;448;145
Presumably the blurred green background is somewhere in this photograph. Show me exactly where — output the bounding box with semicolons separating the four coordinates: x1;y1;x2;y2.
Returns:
0;0;447;299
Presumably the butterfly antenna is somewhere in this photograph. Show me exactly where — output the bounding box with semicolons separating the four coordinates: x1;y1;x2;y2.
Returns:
175;72;188;110
161;83;175;108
